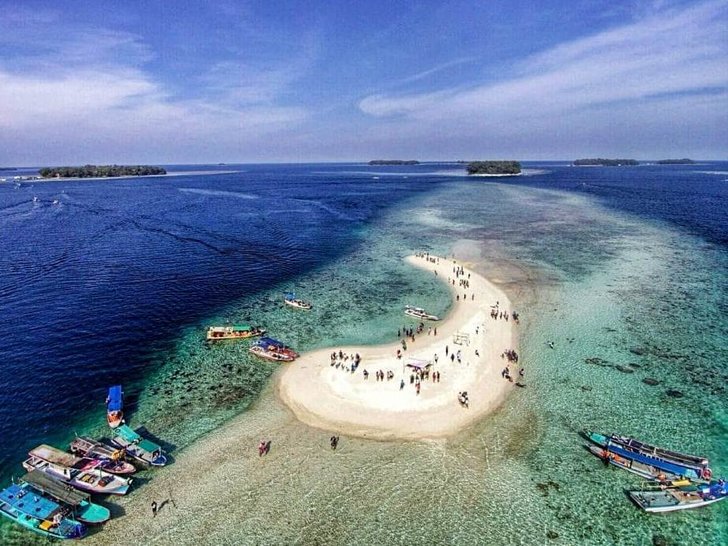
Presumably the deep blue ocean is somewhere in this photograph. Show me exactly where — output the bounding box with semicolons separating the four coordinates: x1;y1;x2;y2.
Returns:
0;161;726;544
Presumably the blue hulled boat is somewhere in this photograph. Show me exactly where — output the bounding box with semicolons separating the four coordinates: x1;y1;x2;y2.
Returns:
584;431;710;481
0;482;87;539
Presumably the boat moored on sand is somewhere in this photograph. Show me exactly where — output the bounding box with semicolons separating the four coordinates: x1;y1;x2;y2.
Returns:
69;436;136;475
404;305;439;321
284;292;312;310
23;444;132;496
111;425;167;467
106;385;124;428
206;324;266;341
0;482;87;539
21;470;111;524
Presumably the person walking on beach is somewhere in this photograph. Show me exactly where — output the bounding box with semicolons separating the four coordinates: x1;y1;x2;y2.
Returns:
151;501;158;518
258;440;267;456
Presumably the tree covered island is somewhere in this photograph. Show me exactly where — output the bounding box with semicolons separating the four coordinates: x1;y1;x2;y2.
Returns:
39;165;167;178
368;160;420;165
656;158;695;164
466;161;521;175
573;158;639;166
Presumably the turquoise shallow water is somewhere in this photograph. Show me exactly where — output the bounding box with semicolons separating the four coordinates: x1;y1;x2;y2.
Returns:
2;168;726;545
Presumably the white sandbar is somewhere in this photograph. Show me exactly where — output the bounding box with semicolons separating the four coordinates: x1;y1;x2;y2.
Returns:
277;254;518;440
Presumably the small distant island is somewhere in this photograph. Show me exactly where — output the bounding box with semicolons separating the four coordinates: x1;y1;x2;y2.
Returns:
656;158;695;165
573;158;639;166
38;165;167;178
368;160;420;165
466;161;521;176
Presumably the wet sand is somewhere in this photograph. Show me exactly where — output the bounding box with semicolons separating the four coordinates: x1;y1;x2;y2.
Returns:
277;254;518;439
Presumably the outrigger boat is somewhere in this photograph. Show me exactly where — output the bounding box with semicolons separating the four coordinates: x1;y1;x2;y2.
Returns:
629;479;728;513
21;470;111;524
111;425;167;467
206;323;266;341
106;385;124;428
609;433;711;476
0;482;87;539
584;432;707;481
249;337;299;362
22;444;132;496
69;436;136;475
284;292;312;310
404;305;440;321
585;443;684;482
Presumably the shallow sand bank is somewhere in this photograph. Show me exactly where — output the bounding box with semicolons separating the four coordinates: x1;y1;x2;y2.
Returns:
277;254;518;440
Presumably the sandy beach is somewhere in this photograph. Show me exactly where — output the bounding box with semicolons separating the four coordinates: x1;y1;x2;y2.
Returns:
277;254;518;440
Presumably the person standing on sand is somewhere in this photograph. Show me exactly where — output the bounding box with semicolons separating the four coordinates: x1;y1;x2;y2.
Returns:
151;501;158;517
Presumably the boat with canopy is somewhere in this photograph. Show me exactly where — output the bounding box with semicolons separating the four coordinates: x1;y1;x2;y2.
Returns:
249;337;299;362
0;482;87;539
284;292;312;310
206;324;266;341
69;436;136;475
22;444;132;495
111;425;167;467
21;470;111;524
106;385;123;428
404;305;439;321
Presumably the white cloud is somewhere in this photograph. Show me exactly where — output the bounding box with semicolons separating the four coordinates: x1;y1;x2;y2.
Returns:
357;0;728;138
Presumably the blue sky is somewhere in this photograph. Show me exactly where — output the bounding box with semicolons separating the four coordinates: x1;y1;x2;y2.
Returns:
0;0;726;164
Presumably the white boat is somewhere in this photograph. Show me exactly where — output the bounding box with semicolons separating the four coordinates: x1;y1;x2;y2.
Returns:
629;480;727;513
284;292;312;310
404;305;439;321
23;445;132;496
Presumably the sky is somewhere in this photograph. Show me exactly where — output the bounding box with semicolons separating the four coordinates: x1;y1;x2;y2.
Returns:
0;0;726;164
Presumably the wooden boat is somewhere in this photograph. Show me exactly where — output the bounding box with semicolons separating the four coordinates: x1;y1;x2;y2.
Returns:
69;436;136;475
583;432;704;480
284;292;312;310
249;337;299;362
629;480;728;513
206;324;266;341
404;305;440;321
609;434;711;476
22;444;132;496
21;470;110;524
0;482;87;539
111;425;167;467
106;385;124;428
585;444;684;482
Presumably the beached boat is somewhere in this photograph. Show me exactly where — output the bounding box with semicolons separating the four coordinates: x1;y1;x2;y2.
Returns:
629;480;728;513
584;432;704;480
69;436;136;475
22;444;132;496
106;385;124;428
111;425;167;467
404;305;440;321
206;324;266;341
284;292;312;310
249;337;299;362
0;482;87;539
21;470;111;524
609;434;711;475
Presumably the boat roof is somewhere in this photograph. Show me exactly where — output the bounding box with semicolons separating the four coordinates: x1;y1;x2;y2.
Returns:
107;385;123;412
257;337;284;347
209;324;252;331
22;470;89;506
114;424;141;443
0;483;61;519
72;436;120;458
115;425;161;452
138;439;161;453
29;445;81;468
